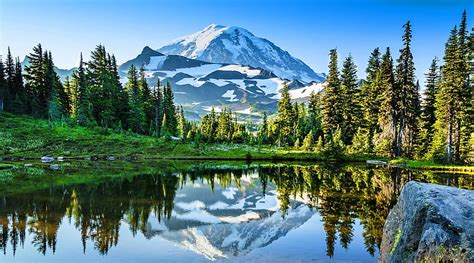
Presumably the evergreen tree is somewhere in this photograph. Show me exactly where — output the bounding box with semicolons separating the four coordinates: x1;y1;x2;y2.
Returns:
377;48;398;157
153;80;163;137
162;82;177;136
10;57;26;114
360;48;382;151
87;45;115;126
139;65;153;133
302;130;315;151
76;54;93;126
307;91;322;138
431;26;467;163
322;49;342;138
340;54;362;144
126;64;146;133
5;47;15;111
177;106;187;139
417;58;439;158
258;112;269;144
24;44;51;118
0;58;6;111
457;10;473;161
395;21;419;157
276;84;295;146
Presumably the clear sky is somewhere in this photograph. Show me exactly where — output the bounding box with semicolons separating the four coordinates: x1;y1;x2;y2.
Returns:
1;0;472;83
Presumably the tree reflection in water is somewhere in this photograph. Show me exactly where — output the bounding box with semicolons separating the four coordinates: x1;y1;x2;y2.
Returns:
0;162;471;258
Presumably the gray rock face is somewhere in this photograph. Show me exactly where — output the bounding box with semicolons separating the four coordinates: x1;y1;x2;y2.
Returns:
379;181;473;262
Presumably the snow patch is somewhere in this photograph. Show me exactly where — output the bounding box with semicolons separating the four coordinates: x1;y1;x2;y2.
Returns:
222;89;238;102
222;187;238;200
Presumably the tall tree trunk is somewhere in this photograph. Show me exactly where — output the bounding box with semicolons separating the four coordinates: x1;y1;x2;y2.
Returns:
447;121;453;163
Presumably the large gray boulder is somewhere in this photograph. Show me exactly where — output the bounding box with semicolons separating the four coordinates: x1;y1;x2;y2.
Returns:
379;181;473;262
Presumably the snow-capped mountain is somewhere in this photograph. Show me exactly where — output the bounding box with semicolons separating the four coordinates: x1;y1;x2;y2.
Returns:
119;46;324;119
132;172;315;261
158;24;326;83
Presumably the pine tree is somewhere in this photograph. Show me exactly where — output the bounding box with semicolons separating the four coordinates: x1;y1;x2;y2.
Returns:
377;48;398;157
0;58;6;111
417;58;439;158
349;127;370;154
76;54;93;126
302;130;315;151
139;65;153;133
126;64;146;133
307;91;322;138
87;45;116;127
395;21;419;157
340;54;362;144
360;48;382;151
457;10;472;161
153;80;163;137
177;106;187;139
430;26;465;163
10;57;26;114
258;112;269;144
5;47;15;111
162;82;177;136
276;84;295;146
24;44;51;118
322;49;342;138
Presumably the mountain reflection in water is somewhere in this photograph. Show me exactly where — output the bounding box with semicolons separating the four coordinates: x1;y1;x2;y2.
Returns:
0;162;472;262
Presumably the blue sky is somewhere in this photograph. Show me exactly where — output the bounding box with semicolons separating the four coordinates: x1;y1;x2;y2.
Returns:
1;0;472;83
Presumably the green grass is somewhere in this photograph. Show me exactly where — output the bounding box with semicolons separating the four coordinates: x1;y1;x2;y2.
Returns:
0;112;472;173
390;158;474;173
0;112;330;160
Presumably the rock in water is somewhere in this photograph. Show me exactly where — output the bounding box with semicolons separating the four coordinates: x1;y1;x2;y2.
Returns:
379;181;473;262
41;156;55;163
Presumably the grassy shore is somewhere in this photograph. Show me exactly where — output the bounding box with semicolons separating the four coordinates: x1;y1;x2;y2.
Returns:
1;112;472;173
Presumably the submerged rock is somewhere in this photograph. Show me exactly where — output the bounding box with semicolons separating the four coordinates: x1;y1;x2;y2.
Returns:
49;164;60;170
367;160;387;165
379;181;473;262
41;156;55;163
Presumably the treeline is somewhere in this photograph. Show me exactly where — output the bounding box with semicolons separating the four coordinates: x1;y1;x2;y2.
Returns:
254;12;473;164
0;44;183;137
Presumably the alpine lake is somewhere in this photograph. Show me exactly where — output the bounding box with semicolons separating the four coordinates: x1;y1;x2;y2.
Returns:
0;160;472;262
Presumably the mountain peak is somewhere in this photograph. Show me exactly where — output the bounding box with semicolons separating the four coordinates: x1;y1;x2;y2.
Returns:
158;24;325;83
140;46;163;56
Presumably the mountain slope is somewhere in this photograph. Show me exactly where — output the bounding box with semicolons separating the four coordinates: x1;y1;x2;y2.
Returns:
158;24;325;83
119;46;325;119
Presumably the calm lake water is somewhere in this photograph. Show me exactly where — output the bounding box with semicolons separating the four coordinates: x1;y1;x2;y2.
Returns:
0;161;472;262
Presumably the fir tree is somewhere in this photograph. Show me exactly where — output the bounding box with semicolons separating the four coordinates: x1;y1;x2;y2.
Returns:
5;47;15;111
322;49;342;138
258;112;269;144
276;84;294;146
0;58;6;111
126;64;146;133
162;82;177;136
75;54;93;126
10;57;26;114
417;58;439;158
360;48;382;151
302;130;315;151
377;48;398;157
431;26;467;163
307;91;322;138
395;21;419;157
340;54;362;144
177;106;187;139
